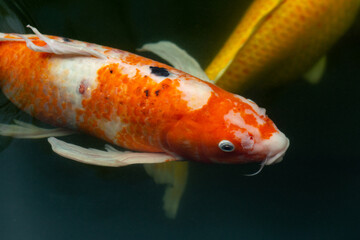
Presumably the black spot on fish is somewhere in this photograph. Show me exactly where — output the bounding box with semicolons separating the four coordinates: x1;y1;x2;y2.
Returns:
150;66;170;77
144;89;149;97
155;90;160;96
109;69;113;74
63;37;71;42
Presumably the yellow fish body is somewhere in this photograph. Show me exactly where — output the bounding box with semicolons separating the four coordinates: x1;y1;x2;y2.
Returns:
206;0;360;93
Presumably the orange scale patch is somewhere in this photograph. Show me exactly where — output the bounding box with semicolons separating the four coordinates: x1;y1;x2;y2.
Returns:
76;62;192;152
32;40;47;47
259;118;277;139
242;113;258;127
0;42;69;127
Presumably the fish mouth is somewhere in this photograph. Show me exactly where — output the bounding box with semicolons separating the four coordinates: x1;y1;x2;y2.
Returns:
264;133;290;166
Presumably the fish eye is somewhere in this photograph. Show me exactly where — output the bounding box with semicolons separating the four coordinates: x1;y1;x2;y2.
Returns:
218;140;235;152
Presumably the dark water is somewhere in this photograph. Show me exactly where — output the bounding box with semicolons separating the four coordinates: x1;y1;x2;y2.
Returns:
0;0;360;239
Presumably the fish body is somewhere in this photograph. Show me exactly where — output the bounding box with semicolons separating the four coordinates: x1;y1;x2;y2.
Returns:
206;0;360;93
0;29;289;165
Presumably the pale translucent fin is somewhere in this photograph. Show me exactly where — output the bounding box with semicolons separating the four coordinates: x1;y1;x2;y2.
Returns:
48;137;176;167
138;41;211;82
304;56;327;84
144;161;188;218
13;25;107;59
0;120;74;138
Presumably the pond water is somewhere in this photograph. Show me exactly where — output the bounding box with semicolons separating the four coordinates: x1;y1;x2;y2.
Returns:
0;0;359;239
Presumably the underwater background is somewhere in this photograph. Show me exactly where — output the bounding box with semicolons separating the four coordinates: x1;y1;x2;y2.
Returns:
0;0;359;239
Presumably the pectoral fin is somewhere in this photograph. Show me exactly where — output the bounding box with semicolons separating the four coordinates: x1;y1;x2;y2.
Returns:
303;56;327;84
138;41;210;82
6;25;107;59
48;137;177;167
0;120;74;138
144;161;188;218
139;41;196;218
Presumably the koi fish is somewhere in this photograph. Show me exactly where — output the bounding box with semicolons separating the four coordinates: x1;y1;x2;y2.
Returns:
0;26;289;217
206;0;360;93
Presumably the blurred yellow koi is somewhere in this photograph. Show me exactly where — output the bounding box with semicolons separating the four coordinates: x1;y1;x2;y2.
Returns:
206;0;360;93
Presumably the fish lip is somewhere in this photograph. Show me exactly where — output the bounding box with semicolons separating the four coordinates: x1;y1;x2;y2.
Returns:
264;137;290;165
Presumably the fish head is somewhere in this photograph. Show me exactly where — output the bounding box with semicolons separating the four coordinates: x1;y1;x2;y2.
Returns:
166;90;289;165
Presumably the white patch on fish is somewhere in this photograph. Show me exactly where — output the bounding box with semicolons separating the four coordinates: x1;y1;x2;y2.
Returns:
177;79;213;110
235;95;266;116
48;57;104;127
224;109;261;139
102;117;128;141
234;130;254;150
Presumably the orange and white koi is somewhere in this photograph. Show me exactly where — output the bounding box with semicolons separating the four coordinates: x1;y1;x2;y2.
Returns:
0;26;289;168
